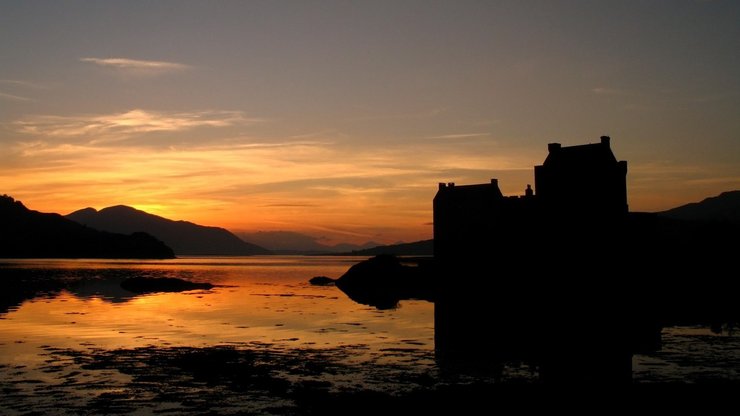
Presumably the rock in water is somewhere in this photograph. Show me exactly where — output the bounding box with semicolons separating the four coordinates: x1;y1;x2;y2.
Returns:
309;276;336;286
335;255;433;310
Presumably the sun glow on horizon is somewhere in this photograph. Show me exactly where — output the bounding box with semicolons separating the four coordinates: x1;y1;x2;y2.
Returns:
2;109;547;244
3;123;738;245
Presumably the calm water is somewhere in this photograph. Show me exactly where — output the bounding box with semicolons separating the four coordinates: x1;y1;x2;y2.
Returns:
1;257;739;413
0;256;443;414
0;256;433;350
0;257;436;373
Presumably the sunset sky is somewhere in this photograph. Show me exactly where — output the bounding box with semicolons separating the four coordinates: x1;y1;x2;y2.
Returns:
2;1;739;245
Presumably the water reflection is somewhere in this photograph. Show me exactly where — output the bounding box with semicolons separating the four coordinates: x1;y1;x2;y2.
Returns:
0;257;434;356
1;256;739;414
0;257;447;413
0;267;206;314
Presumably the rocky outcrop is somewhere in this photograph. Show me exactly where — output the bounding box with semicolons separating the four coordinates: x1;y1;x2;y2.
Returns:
309;276;336;286
334;255;434;310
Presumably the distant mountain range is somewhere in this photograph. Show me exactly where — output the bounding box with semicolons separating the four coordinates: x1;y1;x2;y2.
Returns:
67;205;269;256
658;190;740;225
0;195;174;259
342;239;434;256
238;231;380;254
7;189;735;259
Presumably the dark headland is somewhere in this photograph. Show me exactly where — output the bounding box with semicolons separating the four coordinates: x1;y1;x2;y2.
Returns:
0;195;174;259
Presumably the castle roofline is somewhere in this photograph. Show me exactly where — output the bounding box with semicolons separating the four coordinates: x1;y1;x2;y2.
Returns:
436;179;503;198
542;137;619;166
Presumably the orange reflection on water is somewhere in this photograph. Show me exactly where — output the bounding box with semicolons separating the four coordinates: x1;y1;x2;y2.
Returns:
0;257;434;366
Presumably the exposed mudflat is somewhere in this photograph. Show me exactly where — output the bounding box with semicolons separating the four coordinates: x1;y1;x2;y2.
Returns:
0;341;525;415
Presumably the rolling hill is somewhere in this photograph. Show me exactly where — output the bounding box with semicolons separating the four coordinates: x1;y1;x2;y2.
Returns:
67;205;269;256
659;190;740;224
0;195;174;259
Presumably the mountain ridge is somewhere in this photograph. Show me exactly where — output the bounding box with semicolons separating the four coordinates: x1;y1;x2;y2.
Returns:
342;239;434;256
0;195;174;259
67;205;269;256
238;230;379;254
658;190;740;224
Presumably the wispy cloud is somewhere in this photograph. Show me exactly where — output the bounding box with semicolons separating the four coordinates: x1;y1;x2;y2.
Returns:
290;129;347;140
0;79;44;102
0;91;33;102
0;79;46;89
427;133;489;140
12;109;260;143
684;176;740;186
260;203;318;208
591;87;631;96
347;107;447;122
80;57;190;74
4;123;532;244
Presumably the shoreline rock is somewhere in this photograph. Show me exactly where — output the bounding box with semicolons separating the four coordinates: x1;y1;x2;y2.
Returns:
309;276;336;286
334;255;434;310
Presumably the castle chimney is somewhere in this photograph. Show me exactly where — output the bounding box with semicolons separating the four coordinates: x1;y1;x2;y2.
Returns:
490;178;498;186
448;182;455;188
548;143;561;153
600;135;611;146
525;184;533;197
438;182;446;190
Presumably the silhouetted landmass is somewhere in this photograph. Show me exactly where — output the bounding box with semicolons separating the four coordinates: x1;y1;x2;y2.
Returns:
239;230;379;254
333;242;380;253
343;239;433;256
120;277;214;294
335;255;434;310
0;195;174;260
67;205;270;256
659;190;740;225
0;267;68;315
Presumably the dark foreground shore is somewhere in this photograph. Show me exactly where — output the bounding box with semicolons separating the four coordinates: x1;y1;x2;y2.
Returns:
2;327;740;415
0;342;499;415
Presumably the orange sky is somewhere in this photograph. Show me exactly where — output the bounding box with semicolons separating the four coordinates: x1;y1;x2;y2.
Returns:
2;2;739;245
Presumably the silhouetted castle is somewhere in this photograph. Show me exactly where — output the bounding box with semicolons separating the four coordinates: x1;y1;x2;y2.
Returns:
432;138;739;381
433;136;639;380
433;136;627;260
535;136;627;218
